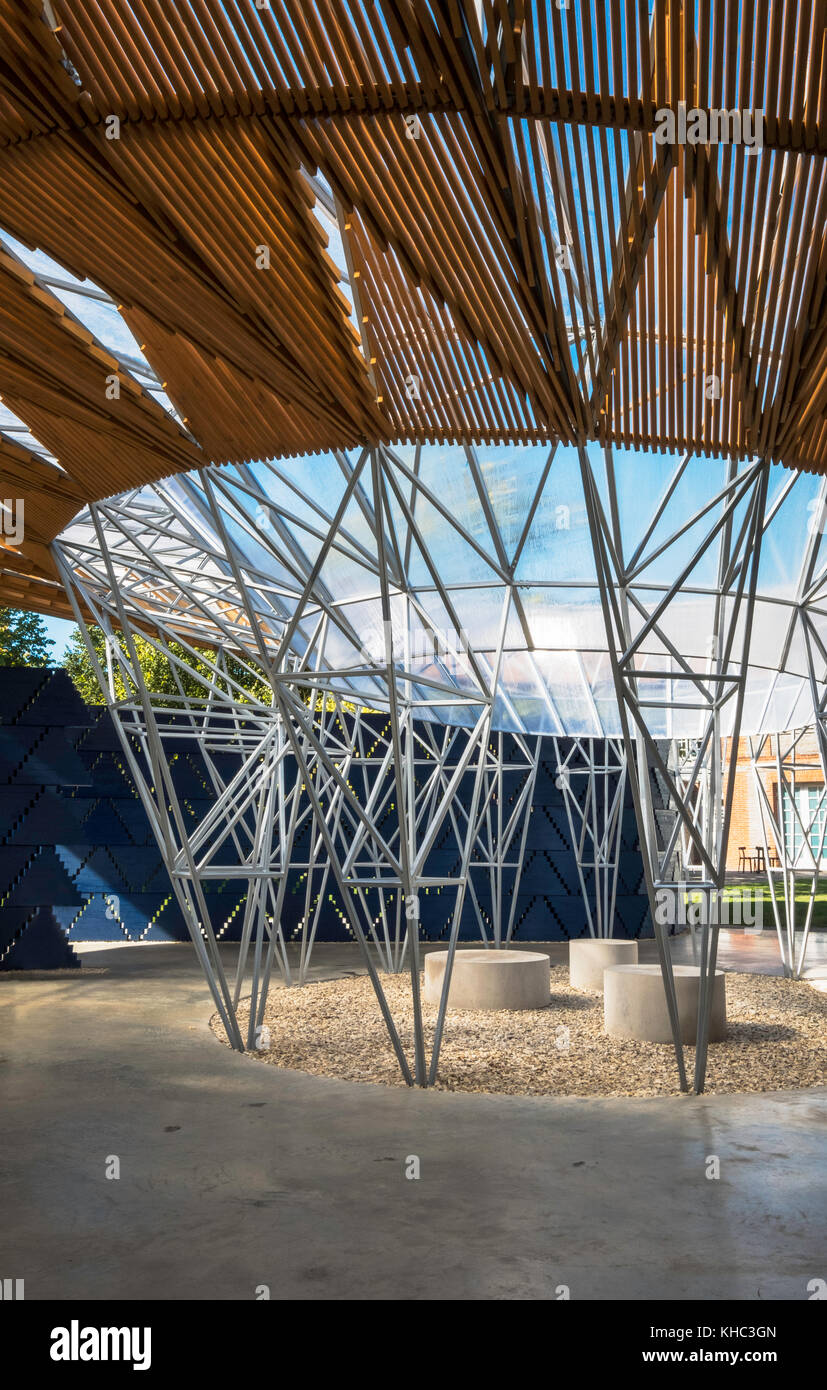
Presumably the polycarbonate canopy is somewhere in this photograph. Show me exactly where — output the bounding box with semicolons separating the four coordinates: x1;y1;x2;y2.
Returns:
57;442;827;739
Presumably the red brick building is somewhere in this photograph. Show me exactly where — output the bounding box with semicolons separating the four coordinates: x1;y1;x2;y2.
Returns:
724;729;825;872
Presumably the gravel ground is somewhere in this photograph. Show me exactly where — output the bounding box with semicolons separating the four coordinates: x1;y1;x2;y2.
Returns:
212;965;827;1097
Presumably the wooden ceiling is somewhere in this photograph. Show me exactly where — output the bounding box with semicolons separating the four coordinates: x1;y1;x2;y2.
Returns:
0;0;825;616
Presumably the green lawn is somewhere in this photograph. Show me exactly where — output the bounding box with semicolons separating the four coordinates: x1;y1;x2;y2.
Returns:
723;876;827;931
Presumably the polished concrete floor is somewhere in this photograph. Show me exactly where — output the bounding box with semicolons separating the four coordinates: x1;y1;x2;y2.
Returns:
1;936;825;1301
669;925;827;982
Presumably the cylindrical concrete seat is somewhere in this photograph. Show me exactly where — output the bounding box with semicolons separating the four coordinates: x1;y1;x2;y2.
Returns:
603;964;726;1043
423;949;550;1011
569;937;639;992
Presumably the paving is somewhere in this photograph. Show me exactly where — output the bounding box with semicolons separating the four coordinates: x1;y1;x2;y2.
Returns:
0;935;824;1300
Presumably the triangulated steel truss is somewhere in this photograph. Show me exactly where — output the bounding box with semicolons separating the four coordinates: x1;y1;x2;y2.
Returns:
53;438;827;1095
746;470;827;980
53;446;534;1087
579;447;770;1092
749;729;826;980
286;709;539;976
670;737;711;880
264;449;511;1085
466;731;541;949
553;737;627;939
54;549;306;1050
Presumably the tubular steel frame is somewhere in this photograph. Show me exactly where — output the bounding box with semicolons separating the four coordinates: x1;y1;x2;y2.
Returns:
741;471;827;982
552;737;628;939
670;737;710;881
748;728;827;980
266;448;510;1085
578;446;770;1092
53;445;530;1087
52;438;827;1095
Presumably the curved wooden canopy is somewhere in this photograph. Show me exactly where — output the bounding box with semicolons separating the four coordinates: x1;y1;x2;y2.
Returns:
0;0;825;616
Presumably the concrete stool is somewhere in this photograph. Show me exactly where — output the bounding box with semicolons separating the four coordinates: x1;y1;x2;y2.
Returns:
423;949;550;1011
604;964;726;1043
569;937;639;992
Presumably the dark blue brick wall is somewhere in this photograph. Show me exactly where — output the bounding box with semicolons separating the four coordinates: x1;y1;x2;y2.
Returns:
0;668;652;962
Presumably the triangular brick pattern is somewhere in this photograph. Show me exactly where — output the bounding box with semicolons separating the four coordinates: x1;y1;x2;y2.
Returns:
0;669;86;969
0;906;80;970
0;670;656;950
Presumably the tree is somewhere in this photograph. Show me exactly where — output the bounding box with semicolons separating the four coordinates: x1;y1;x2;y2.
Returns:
63;624;271;707
0;607;55;666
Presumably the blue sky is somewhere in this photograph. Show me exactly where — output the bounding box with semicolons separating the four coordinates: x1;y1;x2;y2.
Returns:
41;614;76;663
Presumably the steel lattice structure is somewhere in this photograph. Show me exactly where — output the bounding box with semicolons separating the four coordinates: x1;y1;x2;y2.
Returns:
55;446;540;1086
51;447;827;734
0;3;824;1094
553;736;627;940
749;729;826;980
50;440;827;1091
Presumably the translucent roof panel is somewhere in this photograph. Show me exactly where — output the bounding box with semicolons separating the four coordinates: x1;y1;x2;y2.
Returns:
57;443;827;740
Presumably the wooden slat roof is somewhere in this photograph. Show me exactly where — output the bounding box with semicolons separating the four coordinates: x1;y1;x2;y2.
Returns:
0;0;825;614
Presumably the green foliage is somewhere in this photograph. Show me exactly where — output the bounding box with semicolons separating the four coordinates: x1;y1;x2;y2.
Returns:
0;607;55;666
63;624;271;707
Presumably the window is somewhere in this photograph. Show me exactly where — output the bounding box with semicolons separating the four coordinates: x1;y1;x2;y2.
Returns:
782;784;827;869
